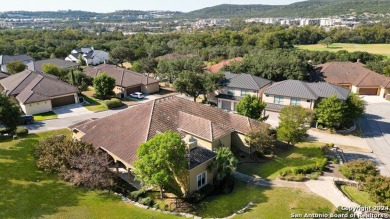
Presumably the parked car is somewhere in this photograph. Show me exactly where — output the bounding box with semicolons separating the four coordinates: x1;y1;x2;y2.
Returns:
21;115;34;125
130;92;145;99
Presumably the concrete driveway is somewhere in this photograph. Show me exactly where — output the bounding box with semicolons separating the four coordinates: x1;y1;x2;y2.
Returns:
358;95;390;176
52;103;93;119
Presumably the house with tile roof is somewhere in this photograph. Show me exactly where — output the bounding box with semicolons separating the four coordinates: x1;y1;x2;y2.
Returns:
211;72;272;111
315;61;390;98
0;70;79;115
70;96;268;193
204;57;243;73
84;64;160;98
27;58;80;73
263;80;351;112
0;54;34;73
65;47;109;66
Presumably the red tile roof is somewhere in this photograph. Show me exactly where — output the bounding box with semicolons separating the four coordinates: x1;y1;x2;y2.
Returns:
71;96;267;166
204;57;243;73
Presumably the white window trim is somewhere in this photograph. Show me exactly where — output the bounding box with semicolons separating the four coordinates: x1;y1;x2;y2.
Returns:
290;98;301;106
274;96;284;104
197;171;207;190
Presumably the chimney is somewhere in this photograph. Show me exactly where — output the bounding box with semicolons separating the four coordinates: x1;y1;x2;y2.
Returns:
183;135;197;150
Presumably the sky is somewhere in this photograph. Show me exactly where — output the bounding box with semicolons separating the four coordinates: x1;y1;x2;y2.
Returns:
0;0;303;13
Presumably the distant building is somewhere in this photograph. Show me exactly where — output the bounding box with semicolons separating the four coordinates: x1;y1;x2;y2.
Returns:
65;47;109;66
0;54;33;73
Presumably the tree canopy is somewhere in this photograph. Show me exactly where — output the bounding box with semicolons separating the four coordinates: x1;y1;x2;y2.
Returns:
245;125;276;155
93;73;116;99
6;61;27;74
315;95;345;128
0;94;21;134
236;94;267;121
134;131;188;197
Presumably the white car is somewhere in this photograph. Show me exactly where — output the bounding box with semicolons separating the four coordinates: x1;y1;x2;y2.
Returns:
130;92;145;99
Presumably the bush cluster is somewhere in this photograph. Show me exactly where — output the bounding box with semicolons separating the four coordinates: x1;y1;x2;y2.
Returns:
130;190;146;201
104;99;123;109
279;158;327;177
16;127;29;136
185;184;214;204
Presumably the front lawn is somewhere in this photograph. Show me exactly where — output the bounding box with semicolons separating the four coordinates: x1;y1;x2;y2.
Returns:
33;111;58;121
191;180;334;218
0;129;178;219
81;90;108;112
339;185;376;207
237;142;326;179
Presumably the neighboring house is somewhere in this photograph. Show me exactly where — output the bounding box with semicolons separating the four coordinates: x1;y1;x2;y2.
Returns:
84;64;160;97
70;96;267;193
65;47;109;66
0;54;34;73
0;72;10;80
0;70;79;115
263;80;350;113
155;53;194;61
315;61;390;98
27;58;80;73
212;72;272;111
204;57;243;73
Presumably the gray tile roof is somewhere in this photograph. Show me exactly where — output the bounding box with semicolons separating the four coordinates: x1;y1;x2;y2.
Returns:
221;72;271;90
188;147;217;170
0;54;33;65
264;80;350;100
30;58;79;72
0;70;78;104
0;72;9;79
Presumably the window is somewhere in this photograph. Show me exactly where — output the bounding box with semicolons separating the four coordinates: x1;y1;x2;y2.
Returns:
290;98;301;106
241;89;248;96
227;88;234;95
274;96;284;104
197;172;207;189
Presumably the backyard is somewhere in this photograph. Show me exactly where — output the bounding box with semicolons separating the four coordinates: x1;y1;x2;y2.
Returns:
237;142;327;179
0;129;178;219
191;180;335;218
296;43;390;57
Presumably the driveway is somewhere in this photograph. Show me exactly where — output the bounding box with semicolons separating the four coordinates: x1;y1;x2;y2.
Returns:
52;103;92;119
358;96;390;176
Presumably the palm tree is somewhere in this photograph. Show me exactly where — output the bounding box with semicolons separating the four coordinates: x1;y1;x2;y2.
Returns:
214;147;238;180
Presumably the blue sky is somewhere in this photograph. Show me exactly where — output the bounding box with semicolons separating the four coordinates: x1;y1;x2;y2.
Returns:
1;0;302;12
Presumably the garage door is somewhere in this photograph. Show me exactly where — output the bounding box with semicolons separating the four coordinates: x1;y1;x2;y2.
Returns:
359;88;378;95
52;95;75;107
126;86;141;95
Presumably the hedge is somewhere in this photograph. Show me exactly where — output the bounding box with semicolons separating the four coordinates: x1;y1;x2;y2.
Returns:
104;99;123;109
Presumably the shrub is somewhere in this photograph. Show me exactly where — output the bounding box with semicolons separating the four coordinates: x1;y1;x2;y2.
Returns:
339;159;379;182
283;174;305;182
153;203;160;209
15;127;29;136
308;172;321;180
139;197;154;207
130;190;146;201
185;184;214;204
104;99;123;109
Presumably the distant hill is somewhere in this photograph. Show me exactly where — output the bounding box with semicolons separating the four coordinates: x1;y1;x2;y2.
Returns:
183;0;390;18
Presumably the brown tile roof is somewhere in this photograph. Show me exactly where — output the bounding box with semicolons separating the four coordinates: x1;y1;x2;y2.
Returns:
0;70;78;104
315;61;390;87
205;57;243;73
155;53;194;61
382;79;390;89
71;96;267;166
84;64;159;88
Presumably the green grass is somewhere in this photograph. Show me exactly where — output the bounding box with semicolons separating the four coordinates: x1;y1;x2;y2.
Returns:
0;129;179;219
81;93;108;112
340;185;376;207
192;181;335;218
237;142;326;179
33;111;58;121
296;43;390;58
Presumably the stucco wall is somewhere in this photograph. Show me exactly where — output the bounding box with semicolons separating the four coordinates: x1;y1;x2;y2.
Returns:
217;99;238;111
188;158;214;193
263;94;314;109
220;87;258;97
141;82;160;94
231;132;250;154
212;134;232;149
20;100;52;115
193;137;213;151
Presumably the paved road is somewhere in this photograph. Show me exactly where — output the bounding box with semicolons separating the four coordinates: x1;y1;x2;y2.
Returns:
358;96;390;176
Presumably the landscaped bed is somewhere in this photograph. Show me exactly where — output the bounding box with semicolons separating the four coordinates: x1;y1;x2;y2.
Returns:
190;180;335;218
237;142;327;180
0;129;179;219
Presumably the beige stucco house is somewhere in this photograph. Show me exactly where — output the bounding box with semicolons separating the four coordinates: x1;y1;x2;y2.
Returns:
85;64;160;98
0;70;79;115
315;61;390;99
263;80;350;113
69;96;267;194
